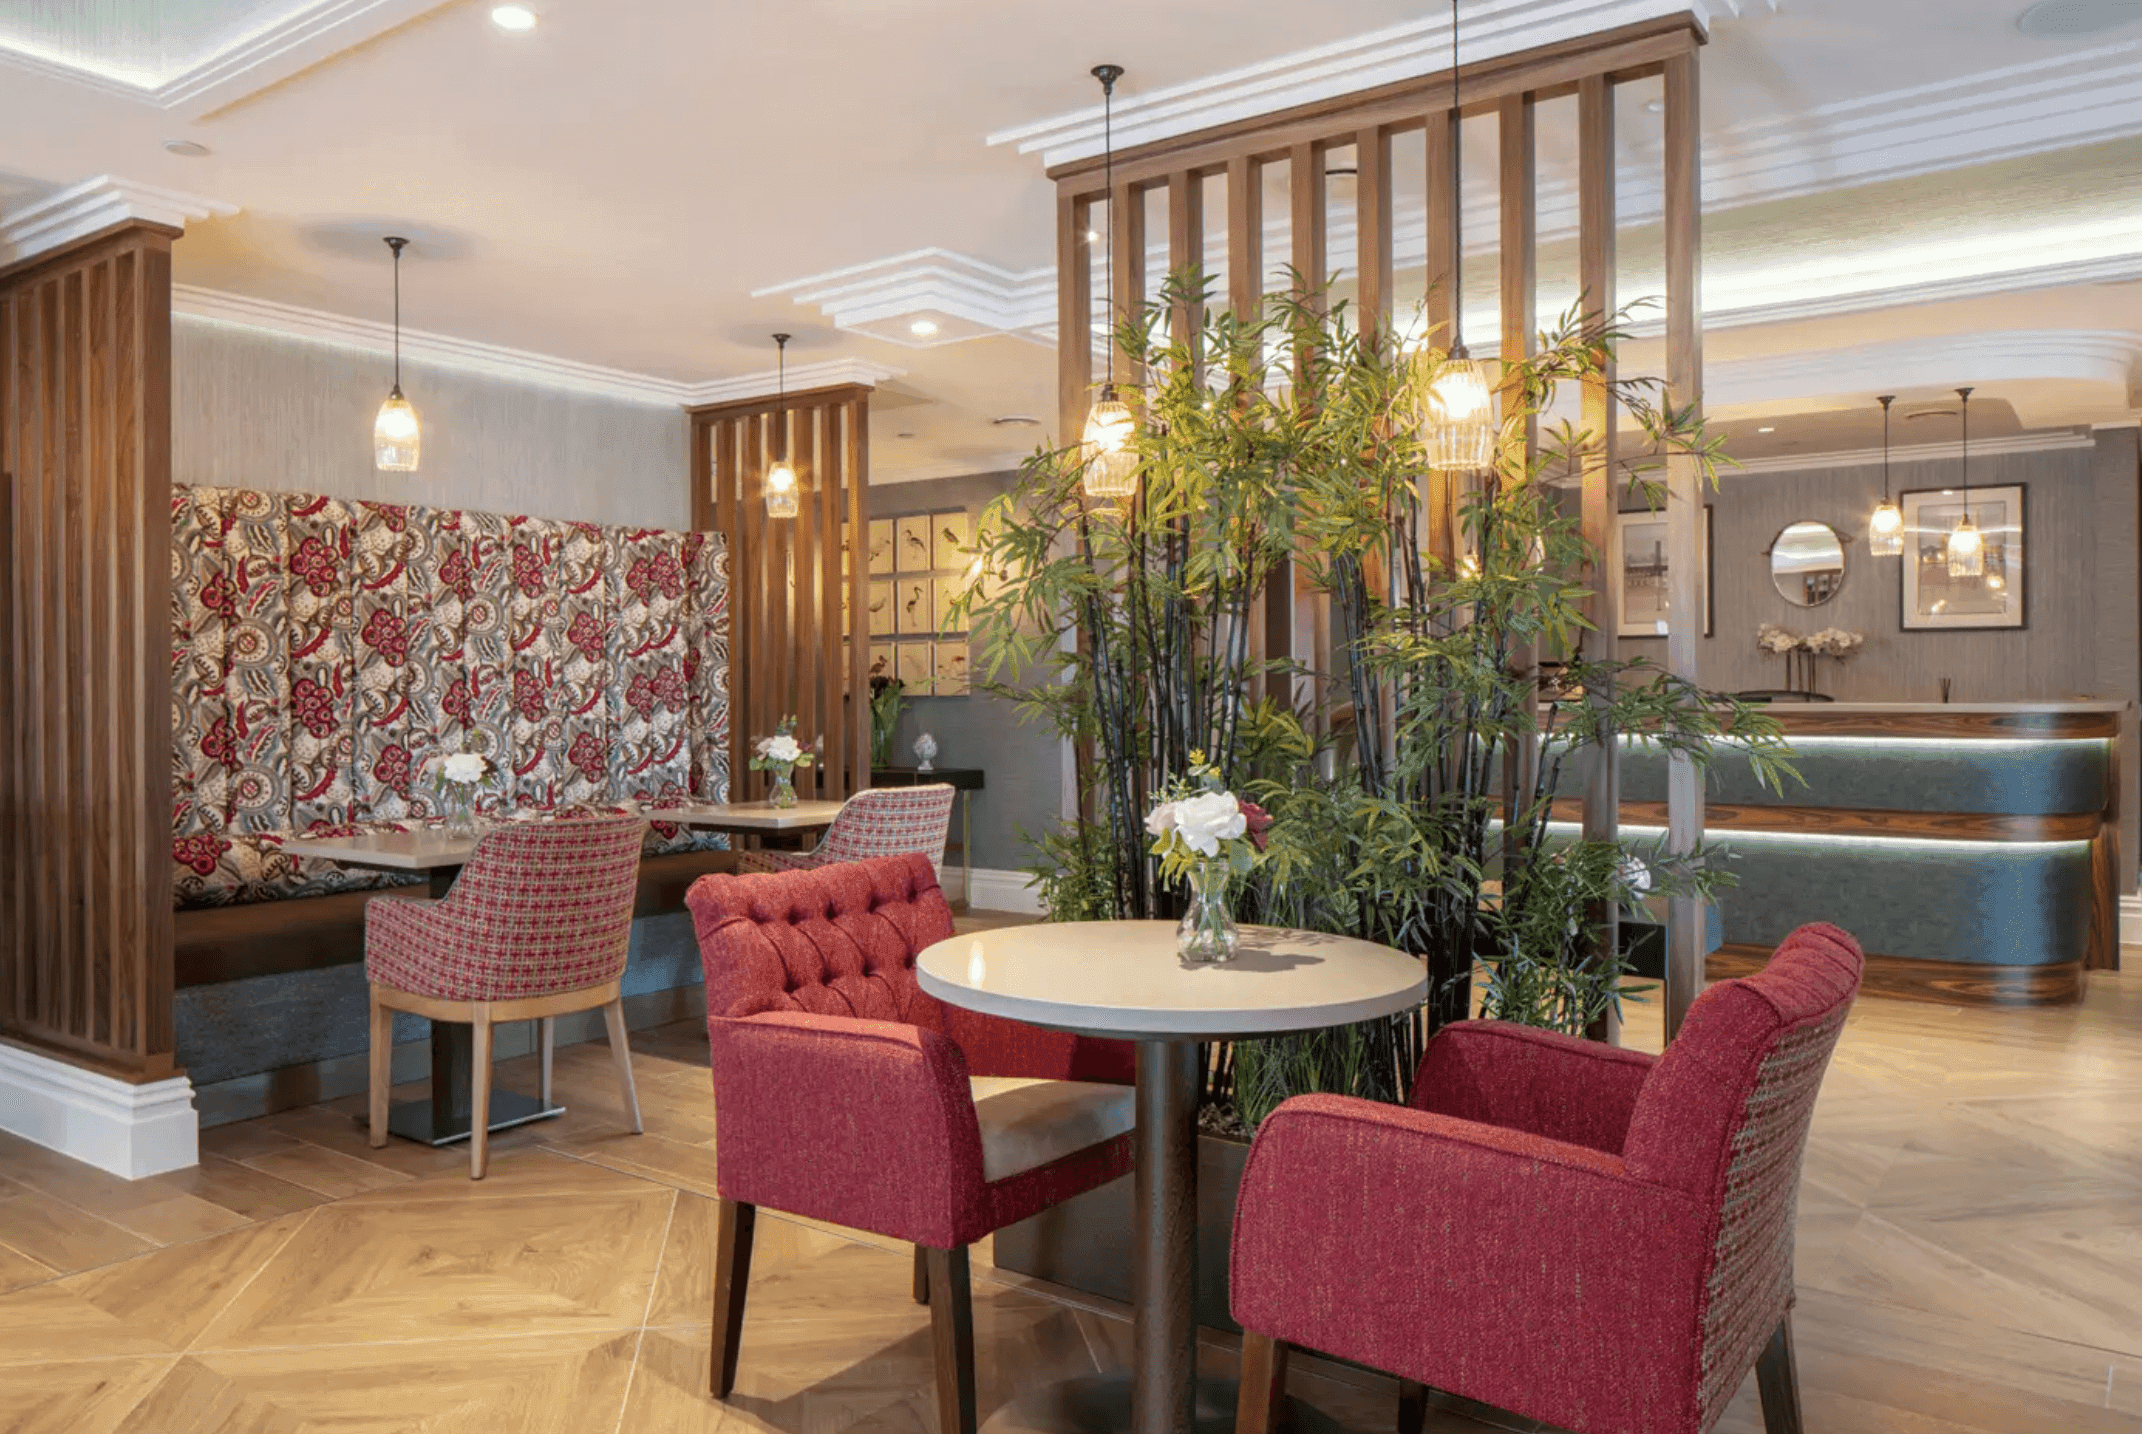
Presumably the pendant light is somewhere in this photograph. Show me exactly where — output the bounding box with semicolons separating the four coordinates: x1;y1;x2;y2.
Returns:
1945;386;1983;577
765;334;800;519
373;236;419;472
1081;62;1140;501
1421;0;1496;472
1867;393;1903;556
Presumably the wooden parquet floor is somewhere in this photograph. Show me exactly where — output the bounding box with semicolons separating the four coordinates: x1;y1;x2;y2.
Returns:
3;939;2142;1432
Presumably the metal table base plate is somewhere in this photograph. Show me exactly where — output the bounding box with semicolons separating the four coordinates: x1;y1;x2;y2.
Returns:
385;1091;565;1147
980;1373;1341;1434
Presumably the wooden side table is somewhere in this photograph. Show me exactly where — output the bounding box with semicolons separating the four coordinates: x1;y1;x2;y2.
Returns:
872;766;984;909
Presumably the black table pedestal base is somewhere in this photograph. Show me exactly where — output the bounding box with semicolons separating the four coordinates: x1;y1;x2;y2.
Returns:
979;1373;1342;1434
385;1090;565;1146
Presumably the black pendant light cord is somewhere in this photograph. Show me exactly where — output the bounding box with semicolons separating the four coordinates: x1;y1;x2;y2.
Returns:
1448;0;1466;360
1878;393;1894;503
384;236;408;397
1093;64;1122;392
773;333;791;461
1957;386;1973;523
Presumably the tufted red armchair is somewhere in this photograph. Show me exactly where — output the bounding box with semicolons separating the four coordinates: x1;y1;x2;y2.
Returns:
1230;922;1863;1434
685;853;1135;1434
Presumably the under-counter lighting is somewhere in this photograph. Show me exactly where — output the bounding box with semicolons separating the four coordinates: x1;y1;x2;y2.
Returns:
1540;820;2091;854
491;5;537;30
910;318;940;337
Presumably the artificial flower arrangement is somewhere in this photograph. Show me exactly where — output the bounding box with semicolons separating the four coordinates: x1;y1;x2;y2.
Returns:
427;748;496;833
750;715;816;807
1144;754;1273;962
1757;623;1864;694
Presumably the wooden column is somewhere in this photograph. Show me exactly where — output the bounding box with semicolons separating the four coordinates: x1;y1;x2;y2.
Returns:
1499;92;1540;864
1578;73;1622;1043
1056;191;1096;452
1420;108;1460;574
1354;124;1393;340
0;222;177;1081
1112;178;1147;390
1288;142;1330;728
1167;169;1204;360
1663;48;1706;1038
693;385;873;804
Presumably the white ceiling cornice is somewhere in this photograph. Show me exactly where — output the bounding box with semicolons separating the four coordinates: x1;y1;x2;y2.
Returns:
1705;330;2141;421
986;0;1771;169
0;0;454;118
174;284;903;408
753;249;1056;347
1725;428;2099;476
0;175;238;268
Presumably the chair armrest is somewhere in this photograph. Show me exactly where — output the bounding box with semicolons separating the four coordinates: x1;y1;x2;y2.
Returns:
1410;1020;1654;1155
1230;1093;1709;1413
708;1011;987;1248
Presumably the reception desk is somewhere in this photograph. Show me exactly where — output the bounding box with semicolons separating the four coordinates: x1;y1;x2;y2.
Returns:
1559;701;2127;1006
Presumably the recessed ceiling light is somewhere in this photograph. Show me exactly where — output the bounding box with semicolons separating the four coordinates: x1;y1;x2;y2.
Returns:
992;414;1042;428
163;138;210;157
1758;425;1776;433
895;431;918;440
1644;99;1664;113
2016;0;2142;37
910;319;940;337
490;5;537;31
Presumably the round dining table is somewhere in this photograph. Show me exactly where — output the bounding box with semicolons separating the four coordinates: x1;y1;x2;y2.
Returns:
917;920;1427;1434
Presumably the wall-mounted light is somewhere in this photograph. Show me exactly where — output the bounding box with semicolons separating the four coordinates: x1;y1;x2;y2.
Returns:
1867;394;1903;556
765;334;800;519
373;236;419;472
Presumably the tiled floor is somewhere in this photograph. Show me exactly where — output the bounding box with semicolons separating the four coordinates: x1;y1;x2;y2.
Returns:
3;942;2142;1432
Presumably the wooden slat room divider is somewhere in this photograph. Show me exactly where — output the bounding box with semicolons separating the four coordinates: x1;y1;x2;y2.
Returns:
690;384;871;803
0;221;178;1081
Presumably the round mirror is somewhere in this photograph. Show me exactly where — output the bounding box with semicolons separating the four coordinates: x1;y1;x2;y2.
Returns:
1770;521;1847;607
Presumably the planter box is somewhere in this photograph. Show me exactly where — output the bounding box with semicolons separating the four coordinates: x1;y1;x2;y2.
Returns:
992;1130;1251;1333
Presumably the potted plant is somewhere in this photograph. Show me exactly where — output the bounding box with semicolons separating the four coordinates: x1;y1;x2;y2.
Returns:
868;675;905;768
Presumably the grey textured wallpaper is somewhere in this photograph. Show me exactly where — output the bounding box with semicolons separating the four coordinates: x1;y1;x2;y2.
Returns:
172;318;691;530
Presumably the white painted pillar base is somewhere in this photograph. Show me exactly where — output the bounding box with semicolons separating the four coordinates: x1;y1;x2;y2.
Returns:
0;1042;198;1179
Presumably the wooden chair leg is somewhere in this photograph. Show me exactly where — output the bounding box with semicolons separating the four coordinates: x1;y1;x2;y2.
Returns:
469;1012;493;1180
1756;1315;1804;1434
1236;1330;1290;1434
538;1017;555;1107
710;1199;756;1399
367;990;392;1149
1398;1379;1428;1434
912;1243;930;1305
925;1245;976;1434
602;999;642;1134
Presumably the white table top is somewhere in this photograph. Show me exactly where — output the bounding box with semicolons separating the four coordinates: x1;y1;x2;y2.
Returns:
917;920;1427;1042
640;799;846;831
280;828;478;871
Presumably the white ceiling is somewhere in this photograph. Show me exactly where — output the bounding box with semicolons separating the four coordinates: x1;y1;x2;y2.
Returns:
2;0;2140;478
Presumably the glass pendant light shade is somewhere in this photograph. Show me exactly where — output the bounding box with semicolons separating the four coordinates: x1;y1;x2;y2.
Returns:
1422;356;1496;472
374;386;419;471
1945;514;1984;577
764;459;801;519
1867;500;1904;557
1081;385;1139;499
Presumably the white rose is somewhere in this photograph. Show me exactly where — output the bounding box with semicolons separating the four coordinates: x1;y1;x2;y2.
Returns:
1172;791;1246;858
762;735;802;763
442;753;487;784
1620;855;1652;895
1144;801;1178;837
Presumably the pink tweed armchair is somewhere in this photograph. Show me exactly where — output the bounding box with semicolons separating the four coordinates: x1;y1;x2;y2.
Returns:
735;784;956;877
365;815;649;1179
1230;922;1863;1434
686;853;1135;1434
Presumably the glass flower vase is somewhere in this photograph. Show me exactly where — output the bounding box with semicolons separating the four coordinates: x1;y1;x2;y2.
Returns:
1176;859;1240;964
446;795;476;839
768;768;799;809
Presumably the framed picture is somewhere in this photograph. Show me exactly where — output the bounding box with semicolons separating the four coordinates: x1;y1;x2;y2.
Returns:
867;519;895;575
932;511;972;569
932;642;971;695
866;580;895;638
1901;484;2025;631
895;515;933;573
1611;505;1713;639
867;644;895;682
897;577;933;634
931;575;965;634
896;641;934;689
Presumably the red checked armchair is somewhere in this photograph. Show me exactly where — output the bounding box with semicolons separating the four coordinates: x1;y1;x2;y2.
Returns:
735;784;956;877
686;853;1135;1434
1230;922;1863;1434
365;815;649;1179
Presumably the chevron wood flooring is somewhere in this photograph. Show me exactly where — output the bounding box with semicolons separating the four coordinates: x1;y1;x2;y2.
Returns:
1;935;2140;1432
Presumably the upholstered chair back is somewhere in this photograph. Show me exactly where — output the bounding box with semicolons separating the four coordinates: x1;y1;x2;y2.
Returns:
363;815;647;1003
1623;921;1863;1431
687;854;1134;1085
814;786;959;875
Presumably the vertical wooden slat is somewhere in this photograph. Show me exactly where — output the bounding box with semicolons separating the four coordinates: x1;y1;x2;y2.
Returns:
1112;178;1147;391
1578;73;1622;1044
741;415;767;801
1225;156;1262;322
31;276;59;1036
1663;47;1706;1040
818;406;843;796
1498;92;1538;458
1288;142;1327;314
1287;141;1329;728
793;408;821;792
1167;169;1204;356
1421;108;1459;575
846;397;871;796
1354;124;1393;341
1057;191;1095;452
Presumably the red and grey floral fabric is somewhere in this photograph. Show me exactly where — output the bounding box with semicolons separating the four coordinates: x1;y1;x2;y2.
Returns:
1227;922;1864;1434
734;785;957;878
170;484;730;908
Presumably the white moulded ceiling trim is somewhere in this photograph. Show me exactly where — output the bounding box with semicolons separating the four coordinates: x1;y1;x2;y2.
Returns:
0;175;238;267
1704;330;2142;417
753;249;1057;347
0;0;456;118
1723;429;2101;477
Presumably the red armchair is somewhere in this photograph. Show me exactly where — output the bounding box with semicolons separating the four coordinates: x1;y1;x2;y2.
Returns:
1230;922;1863;1434
685;853;1136;1434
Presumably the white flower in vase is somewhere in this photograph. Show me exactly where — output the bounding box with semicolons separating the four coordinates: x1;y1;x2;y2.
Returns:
1172;791;1248;857
1143;801;1179;837
441;752;488;785
759;734;803;765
